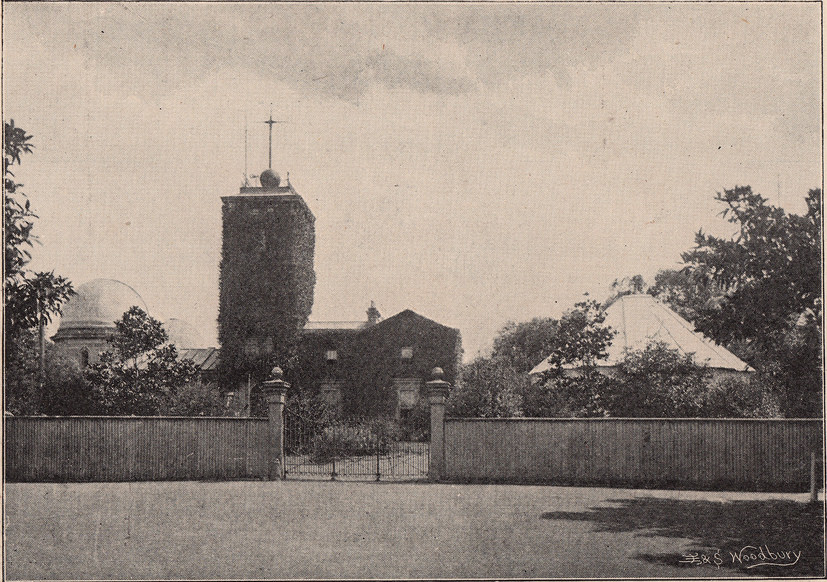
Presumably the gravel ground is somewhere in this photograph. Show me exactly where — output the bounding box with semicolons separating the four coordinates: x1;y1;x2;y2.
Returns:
4;480;823;580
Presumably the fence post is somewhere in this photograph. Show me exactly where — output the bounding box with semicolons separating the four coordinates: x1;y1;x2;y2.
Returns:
261;366;289;480
810;451;818;504
427;367;450;482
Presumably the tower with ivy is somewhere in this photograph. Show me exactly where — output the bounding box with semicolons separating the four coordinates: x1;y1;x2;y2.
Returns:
218;118;315;394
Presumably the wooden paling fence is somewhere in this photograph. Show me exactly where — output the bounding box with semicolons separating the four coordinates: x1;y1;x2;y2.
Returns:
5;413;824;491
5;416;270;482
443;418;824;491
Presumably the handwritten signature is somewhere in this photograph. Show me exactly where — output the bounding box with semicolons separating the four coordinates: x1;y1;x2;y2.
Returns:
680;545;801;569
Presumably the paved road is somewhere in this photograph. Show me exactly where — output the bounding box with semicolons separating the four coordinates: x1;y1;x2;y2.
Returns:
5;480;823;579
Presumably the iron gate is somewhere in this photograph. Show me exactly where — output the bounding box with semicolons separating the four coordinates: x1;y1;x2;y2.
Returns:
284;408;429;480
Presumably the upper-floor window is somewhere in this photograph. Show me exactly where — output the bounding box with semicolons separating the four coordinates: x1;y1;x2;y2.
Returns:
325;350;338;361
80;348;90;368
400;347;413;360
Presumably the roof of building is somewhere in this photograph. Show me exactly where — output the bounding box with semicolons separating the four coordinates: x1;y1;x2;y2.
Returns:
178;348;220;371
367;309;458;332
55;278;148;332
134;347;219;372
303;320;368;332
530;294;753;375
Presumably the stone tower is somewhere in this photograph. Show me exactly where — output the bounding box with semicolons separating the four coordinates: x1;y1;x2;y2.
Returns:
218;168;315;390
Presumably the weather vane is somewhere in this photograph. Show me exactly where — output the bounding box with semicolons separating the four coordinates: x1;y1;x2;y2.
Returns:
263;105;286;170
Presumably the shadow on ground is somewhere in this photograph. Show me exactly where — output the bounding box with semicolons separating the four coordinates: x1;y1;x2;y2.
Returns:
541;497;824;577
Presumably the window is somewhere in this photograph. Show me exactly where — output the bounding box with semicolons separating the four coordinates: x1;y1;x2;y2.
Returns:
243;338;259;357
400;347;413;360
80;348;90;368
325;350;338;361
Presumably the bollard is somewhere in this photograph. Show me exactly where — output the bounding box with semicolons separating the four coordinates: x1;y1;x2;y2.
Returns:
261;366;289;480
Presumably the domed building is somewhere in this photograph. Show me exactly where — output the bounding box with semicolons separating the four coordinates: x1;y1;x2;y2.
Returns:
52;278;148;367
164;318;207;350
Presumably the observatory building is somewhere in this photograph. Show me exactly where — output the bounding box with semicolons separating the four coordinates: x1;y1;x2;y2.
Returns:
52;279;149;367
52;278;216;370
51;120;461;418
217;165;316;390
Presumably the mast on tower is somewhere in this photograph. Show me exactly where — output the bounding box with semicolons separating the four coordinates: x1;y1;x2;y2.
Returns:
263;106;286;171
243;116;250;187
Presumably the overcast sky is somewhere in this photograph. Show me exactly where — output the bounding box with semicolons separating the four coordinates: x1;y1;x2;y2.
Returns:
3;2;821;360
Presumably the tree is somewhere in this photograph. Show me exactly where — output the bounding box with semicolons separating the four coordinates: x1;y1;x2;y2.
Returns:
160;379;227;417
684;187;821;346
5;271;75;389
521;370;613;418
647;268;719;324
491;317;559;374
681;187;822;416
447;356;525;418
450;301;616;418
4;329;95;416
110;305;169;363
604;341;780;418
85;307;198;415
4;119;36;283
537;299;616;373
701;375;781;419
529;340;779;419
4;120;75;413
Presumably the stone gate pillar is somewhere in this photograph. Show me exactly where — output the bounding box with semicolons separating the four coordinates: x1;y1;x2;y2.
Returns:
426;367;451;482
262;366;289;480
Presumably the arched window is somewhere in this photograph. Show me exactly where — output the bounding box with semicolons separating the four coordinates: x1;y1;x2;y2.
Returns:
80;348;90;368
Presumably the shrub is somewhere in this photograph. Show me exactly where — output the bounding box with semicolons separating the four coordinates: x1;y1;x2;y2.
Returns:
700;375;782;418
447;357;525;418
160;379;228;417
523;370;613;418
398;399;430;442
310;418;389;462
606;341;710;417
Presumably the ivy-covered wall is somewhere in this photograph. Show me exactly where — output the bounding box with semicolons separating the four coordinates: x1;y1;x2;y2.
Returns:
294;310;462;417
292;328;360;393
218;189;315;389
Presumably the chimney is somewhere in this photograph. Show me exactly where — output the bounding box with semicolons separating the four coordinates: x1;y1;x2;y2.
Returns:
366;301;381;326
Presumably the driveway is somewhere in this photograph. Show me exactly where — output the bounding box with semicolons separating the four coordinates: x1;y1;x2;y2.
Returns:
4;480;823;579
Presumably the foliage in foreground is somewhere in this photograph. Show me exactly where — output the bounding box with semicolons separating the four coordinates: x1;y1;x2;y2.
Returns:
626;188;822;417
679;187;821;417
450;320;780;418
448;300;617;418
4;120;76;413
85;307;199;415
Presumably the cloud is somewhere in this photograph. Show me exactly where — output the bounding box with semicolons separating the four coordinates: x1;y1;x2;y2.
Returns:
5;3;640;103
305;48;477;102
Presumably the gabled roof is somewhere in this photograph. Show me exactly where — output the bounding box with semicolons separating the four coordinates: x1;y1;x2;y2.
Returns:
304;309;458;335
364;309;458;333
530;294;753;375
